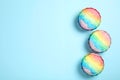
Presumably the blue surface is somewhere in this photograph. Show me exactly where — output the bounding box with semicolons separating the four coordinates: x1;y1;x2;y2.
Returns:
0;0;120;80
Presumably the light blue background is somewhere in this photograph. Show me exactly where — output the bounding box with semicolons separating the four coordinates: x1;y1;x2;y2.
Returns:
0;0;119;80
